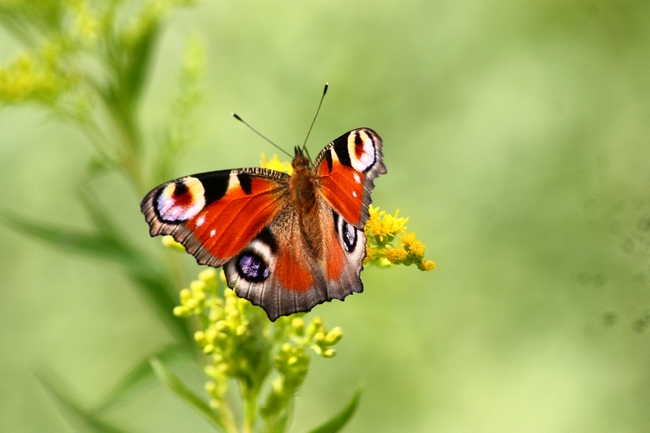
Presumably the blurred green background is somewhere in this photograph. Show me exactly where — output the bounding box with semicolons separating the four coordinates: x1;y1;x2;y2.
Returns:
2;1;650;431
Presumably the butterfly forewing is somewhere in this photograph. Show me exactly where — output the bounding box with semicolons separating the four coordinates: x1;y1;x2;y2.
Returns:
141;168;290;267
313;128;386;228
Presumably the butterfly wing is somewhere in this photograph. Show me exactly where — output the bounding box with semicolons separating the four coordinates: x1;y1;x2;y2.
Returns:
141;167;290;267
223;198;367;321
313;128;386;228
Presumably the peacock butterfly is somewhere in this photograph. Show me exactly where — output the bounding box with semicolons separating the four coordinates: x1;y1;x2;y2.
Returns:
141;106;386;321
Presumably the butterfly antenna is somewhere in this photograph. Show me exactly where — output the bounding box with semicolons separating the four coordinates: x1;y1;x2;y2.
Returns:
301;82;329;153
232;112;293;158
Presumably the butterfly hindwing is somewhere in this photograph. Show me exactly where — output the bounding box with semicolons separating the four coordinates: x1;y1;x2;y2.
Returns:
223;199;366;321
141;167;289;267
313;128;386;228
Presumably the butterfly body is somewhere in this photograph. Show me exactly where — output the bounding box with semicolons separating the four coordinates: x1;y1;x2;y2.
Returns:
141;128;385;320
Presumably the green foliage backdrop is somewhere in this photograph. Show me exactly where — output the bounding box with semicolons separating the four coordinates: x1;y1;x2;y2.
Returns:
1;1;650;432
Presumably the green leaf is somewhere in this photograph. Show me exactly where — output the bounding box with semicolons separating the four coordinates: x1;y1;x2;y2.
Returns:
150;358;227;432
37;373;132;433
0;210;138;266
93;344;195;413
306;386;364;433
0;209;193;344
126;268;194;344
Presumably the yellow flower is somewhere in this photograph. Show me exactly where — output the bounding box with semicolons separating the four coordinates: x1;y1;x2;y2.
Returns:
364;208;435;272
420;260;437;271
407;239;425;260
365;205;409;243
161;235;185;252
385;248;408;263
260;154;293;175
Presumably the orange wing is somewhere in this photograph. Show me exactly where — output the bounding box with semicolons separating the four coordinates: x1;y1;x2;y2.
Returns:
141;167;289;268
313;128;386;228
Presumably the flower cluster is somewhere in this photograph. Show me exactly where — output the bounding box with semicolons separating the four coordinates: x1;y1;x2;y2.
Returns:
365;205;436;271
260;153;293;174
173;268;343;430
364;205;436;271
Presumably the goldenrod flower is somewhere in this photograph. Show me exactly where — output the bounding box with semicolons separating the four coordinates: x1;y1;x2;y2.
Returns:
161;235;185;252
260;153;293;175
174;268;343;426
363;206;435;272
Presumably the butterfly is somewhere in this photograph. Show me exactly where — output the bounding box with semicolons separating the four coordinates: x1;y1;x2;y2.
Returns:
141;128;386;321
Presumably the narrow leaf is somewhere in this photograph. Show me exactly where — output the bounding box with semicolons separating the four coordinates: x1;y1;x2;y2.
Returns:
37;373;132;433
0;210;134;264
93;344;194;413
150;358;226;431
126;269;194;344
307;386;364;433
0;210;193;344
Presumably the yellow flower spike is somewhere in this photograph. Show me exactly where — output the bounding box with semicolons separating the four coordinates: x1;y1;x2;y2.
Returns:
420;260;437;271
364;206;408;243
236;325;247;336
400;232;417;247
161;235;185;251
205;327;217;344
322;348;336;358
385;248;408;263
179;288;191;303
172;306;185;316
408;240;426;260
190;279;206;293
199;268;217;285
194;331;206;345
324;327;344;345
260;154;293;175
291;317;305;335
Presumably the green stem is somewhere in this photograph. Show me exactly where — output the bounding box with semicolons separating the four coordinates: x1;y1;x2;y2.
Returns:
243;389;258;433
220;402;240;433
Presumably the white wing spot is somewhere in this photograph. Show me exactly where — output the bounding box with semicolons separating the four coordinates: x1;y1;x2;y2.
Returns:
196;215;205;227
210;229;216;237
354;173;361;184
352;191;358;198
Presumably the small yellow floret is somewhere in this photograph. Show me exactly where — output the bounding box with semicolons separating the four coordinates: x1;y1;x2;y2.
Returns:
421;260;437;271
408;240;426;260
261;154;293;175
385;248;408;263
162;235;185;251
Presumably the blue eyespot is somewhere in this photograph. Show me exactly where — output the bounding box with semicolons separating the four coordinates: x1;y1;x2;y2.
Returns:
236;252;270;282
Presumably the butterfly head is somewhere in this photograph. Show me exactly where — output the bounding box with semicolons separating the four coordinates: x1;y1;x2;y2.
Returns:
292;146;311;170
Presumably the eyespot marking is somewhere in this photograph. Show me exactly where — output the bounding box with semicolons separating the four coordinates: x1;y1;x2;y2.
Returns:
347;130;376;172
236;252;270;282
155;177;205;222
